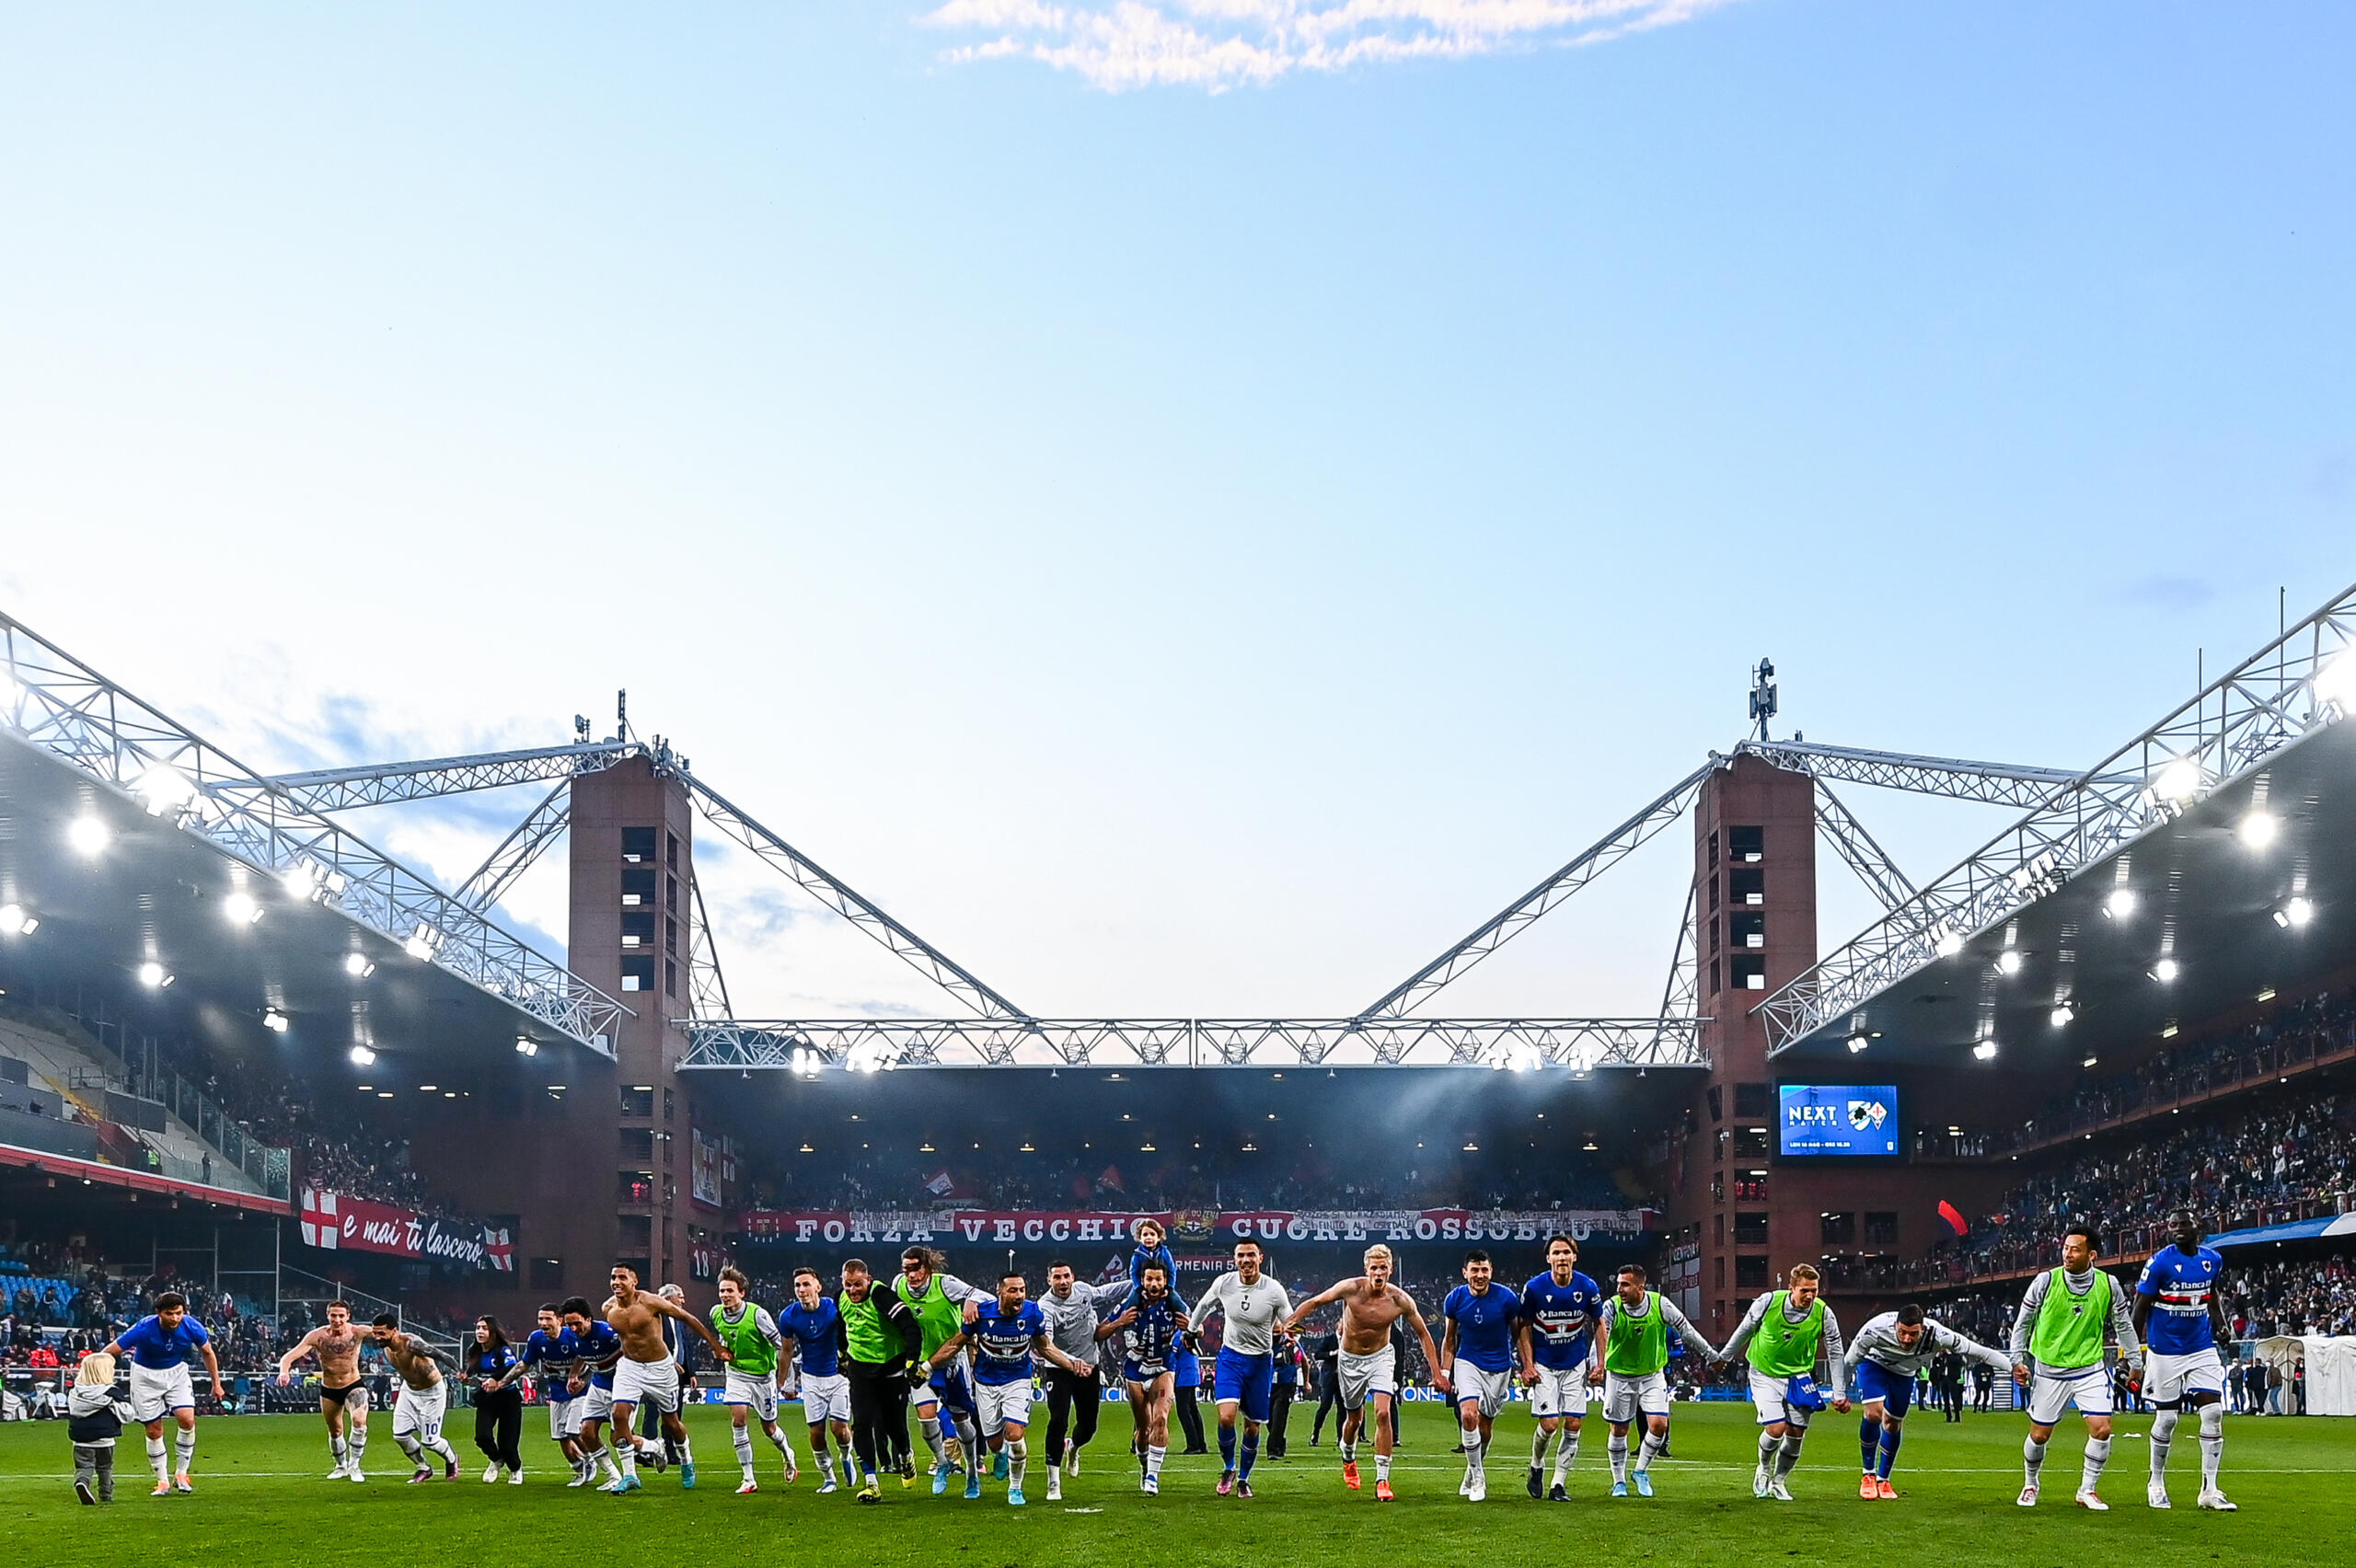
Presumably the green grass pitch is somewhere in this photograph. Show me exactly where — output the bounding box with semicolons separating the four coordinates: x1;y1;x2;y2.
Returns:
4;1401;2350;1567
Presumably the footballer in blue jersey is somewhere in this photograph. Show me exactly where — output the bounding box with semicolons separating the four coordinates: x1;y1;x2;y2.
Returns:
559;1297;662;1487
1441;1251;1523;1501
1098;1260;1187;1495
780;1267;855;1493
1517;1235;1604;1499
486;1305;588;1479
2132;1211;2237;1510
102;1291;224;1493
930;1274;1085;1505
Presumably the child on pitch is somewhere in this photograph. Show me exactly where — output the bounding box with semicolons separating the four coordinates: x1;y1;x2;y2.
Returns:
68;1353;135;1504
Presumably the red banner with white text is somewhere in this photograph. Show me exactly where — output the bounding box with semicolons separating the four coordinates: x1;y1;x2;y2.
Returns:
299;1187;514;1272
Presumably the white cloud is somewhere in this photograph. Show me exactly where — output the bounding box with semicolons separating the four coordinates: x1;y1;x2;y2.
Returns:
918;0;1738;91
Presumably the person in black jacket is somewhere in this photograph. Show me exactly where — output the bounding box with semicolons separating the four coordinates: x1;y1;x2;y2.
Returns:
1308;1328;1342;1445
466;1317;525;1482
834;1260;922;1503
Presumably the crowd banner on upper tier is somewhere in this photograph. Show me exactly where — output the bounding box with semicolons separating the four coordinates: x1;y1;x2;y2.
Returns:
736;1206;1651;1247
297;1186;516;1272
690;1127;723;1207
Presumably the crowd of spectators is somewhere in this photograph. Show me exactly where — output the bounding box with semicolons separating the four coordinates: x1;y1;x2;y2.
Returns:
745;1139;1636;1217
1917;986;2356;1162
1887;1087;2355;1290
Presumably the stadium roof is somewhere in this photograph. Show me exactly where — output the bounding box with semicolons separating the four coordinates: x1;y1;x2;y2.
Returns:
0;730;602;1079
1775;709;2356;1071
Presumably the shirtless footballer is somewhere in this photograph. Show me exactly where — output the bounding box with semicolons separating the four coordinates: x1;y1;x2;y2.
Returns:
601;1264;731;1494
274;1299;372;1481
366;1315;463;1482
1282;1244;1447;1501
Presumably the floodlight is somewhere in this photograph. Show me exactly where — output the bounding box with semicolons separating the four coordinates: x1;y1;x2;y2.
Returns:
134;763;194;815
2315;648;2356;711
67;815;110;857
1934;928;1964;958
1972;1041;1999;1061
2239;811;2280;849
2278;896;2315;928
283;861;322;900
2082;1055;2099;1068
263;1009;290;1033
343;951;375;977
2050;1004;2074;1028
1846;1032;1869;1055
514;1037;538;1057
1995;949;2024;975
403;925;440;962
2104;888;2137;919
2153;957;2179;983
0;904;32;936
349;1045;376;1066
2152;759;2202;802
221;890;261;926
137;961;172;988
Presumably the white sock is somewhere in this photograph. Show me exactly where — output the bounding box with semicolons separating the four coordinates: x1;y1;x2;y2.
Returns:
2150;1410;2178;1478
1145;1444;1165;1479
2081;1435;2110;1493
1461;1424;1484;1474
675;1436;692;1468
1640;1431;1667;1474
1339;1437;1356;1461
1554;1430;1581;1483
1773;1432;1802;1480
734;1427;756;1475
1758;1428;1779;1469
617;1442;638;1481
146;1436;168;1483
2199;1405;2224;1491
348;1428;367;1465
921;1415;945;1464
1009;1437;1027;1491
1375;1451;1392;1482
1531;1426;1553;1467
766;1426;794;1466
173;1432;195;1475
396;1435;424;1467
1608;1434;1629;1484
2024;1435;2046;1485
430;1436;459;1466
330;1435;348;1464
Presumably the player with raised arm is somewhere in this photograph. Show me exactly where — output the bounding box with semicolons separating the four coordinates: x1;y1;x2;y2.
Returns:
930;1271;1086;1505
602;1264;732;1494
2134;1210;2235;1511
1720;1262;1850;1502
101;1291;224;1495
366;1315;463;1482
1192;1238;1293;1499
2010;1223;2144;1510
1098;1261;1189;1495
1517;1234;1604;1503
273;1299;371;1481
1034;1259;1136;1499
780;1267;854;1493
1842;1302;2011;1498
1440;1249;1522;1503
1587;1262;1720;1498
710;1266;798;1493
1280;1243;1445;1502
893;1246;987;1493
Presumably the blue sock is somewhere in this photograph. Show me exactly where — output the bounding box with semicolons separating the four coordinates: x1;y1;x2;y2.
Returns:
1860;1417;1879;1473
1218;1426;1236;1470
1240;1433;1259;1482
1877;1425;1901;1481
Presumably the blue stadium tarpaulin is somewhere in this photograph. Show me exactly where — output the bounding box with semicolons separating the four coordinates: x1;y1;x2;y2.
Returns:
2204;1214;2356;1251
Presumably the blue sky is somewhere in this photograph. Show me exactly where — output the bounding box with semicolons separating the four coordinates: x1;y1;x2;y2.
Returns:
2;2;2350;1025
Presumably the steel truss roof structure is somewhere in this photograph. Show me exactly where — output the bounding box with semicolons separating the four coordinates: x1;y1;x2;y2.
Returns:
1758;577;2356;1055
0;614;630;1053
673;1017;1702;1071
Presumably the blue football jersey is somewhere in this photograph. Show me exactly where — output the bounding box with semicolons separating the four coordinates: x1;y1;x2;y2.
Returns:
560;1320;623;1389
117;1313;209;1369
2136;1244;2223;1355
780;1297;842;1378
1519;1270;1604;1370
1443;1282;1523;1373
519;1328;576;1397
971;1300;1048;1386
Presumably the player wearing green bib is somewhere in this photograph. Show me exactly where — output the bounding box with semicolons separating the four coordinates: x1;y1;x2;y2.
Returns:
892;1247;988;1494
711;1267;798;1493
2007;1225;2143;1510
1585;1262;1722;1498
1721;1263;1849;1502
